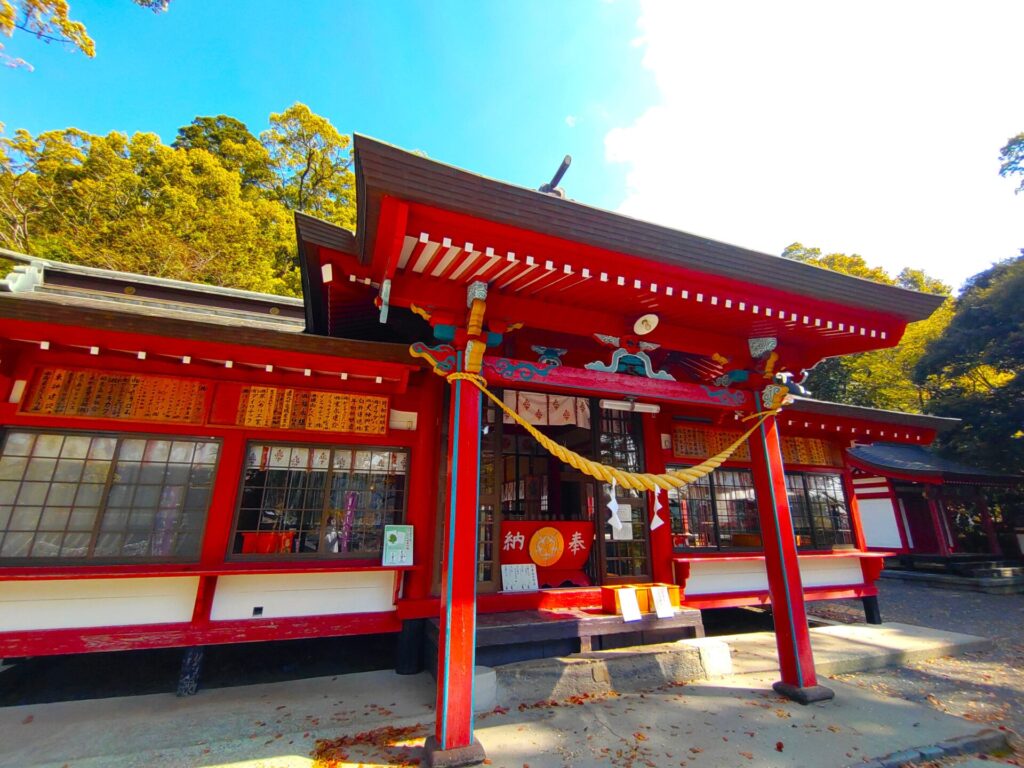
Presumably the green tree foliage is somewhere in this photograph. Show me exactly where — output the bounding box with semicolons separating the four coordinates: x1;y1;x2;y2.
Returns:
172;116;274;190
0;0;168;70
914;255;1024;473
0;128;297;294
782;242;953;412
999;133;1024;194
0;104;357;297
261;103;356;230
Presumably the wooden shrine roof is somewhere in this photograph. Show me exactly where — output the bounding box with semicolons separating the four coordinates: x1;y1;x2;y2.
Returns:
351;135;944;322
847;443;1021;485
789;397;959;432
0;253;414;367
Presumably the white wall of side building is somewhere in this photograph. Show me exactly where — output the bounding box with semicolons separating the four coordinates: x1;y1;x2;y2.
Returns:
858;498;904;549
0;576;199;632
209;571;396;621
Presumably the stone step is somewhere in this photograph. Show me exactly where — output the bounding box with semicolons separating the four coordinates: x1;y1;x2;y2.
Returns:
964;567;1024;578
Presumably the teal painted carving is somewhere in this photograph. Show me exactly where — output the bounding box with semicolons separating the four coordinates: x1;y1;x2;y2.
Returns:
699;385;747;407
410;342;457;373
585;334;675;381
531;346;567;367
485;357;556;382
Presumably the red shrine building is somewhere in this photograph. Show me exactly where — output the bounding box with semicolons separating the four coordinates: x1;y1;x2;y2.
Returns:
2;136;1005;764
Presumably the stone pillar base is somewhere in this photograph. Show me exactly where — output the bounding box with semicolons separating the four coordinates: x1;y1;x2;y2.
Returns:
773;681;835;705
423;736;486;768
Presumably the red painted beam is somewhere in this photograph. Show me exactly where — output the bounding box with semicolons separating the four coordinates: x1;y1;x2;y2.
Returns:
480;356;751;409
0;612;402;658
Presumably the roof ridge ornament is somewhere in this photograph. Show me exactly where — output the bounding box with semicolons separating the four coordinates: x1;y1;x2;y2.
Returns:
538;155;571;198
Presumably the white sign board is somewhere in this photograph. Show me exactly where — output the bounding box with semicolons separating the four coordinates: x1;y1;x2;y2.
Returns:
650;586;674;619
618;587;643;622
501;563;539;593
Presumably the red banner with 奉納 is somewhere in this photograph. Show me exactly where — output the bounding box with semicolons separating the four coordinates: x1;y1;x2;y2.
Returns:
499;521;594;587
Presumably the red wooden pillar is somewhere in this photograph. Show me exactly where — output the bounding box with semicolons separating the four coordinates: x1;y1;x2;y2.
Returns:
749;408;833;704
405;374;444;602
426;349;486;767
642;412;673;584
840;468;868;551
926;493;952;556
975;489;1002;557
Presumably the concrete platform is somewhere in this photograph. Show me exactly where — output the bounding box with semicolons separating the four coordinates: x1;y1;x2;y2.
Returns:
881;568;1024;594
0;623;1001;768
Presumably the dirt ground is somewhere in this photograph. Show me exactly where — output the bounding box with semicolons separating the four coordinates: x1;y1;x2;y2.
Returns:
807;579;1024;763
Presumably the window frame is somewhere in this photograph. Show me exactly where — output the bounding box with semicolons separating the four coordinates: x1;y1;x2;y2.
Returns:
229;440;410;562
785;469;855;551
0;428;222;565
669;465;761;553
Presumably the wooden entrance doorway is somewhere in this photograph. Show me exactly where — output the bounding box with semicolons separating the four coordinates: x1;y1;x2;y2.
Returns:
475;392;652;591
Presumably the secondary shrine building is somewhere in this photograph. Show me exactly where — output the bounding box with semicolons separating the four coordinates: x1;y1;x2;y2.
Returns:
0;135;984;762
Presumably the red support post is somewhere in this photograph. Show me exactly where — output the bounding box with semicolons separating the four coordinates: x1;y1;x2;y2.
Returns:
841;468;868;551
749;406;833;704
427;349;486;766
405;374;444;602
642;413;673;584
926;495;952;556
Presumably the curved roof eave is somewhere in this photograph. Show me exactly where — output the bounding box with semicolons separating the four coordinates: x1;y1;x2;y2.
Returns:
352;134;945;323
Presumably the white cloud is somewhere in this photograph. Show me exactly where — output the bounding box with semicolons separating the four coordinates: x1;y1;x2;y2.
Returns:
606;1;1024;290
565;115;578;128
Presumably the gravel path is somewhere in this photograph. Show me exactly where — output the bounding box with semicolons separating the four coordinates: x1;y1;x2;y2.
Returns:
806;580;1024;762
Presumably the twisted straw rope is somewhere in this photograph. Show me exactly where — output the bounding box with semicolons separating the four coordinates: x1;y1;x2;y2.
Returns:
445;371;779;493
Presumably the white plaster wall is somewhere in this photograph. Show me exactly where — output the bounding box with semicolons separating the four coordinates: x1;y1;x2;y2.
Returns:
210;571;396;621
685;560;769;595
796;556;863;587
858;498;903;549
0;577;199;632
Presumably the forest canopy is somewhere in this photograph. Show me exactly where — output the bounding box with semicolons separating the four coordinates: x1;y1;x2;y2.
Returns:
0;103;354;296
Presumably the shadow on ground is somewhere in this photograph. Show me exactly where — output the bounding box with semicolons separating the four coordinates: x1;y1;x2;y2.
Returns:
0;607;785;708
0;633;397;707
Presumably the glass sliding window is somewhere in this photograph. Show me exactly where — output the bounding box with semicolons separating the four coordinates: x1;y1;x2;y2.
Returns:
598;407;649;579
234;443;407;558
669;468;759;550
785;472;853;549
0;430;219;561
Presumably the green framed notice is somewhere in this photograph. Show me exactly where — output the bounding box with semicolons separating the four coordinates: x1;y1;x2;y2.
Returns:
382;524;414;566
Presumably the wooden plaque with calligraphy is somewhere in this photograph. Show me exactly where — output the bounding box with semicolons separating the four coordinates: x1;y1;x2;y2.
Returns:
671;426;707;459
781;436;841;467
235;385;388;435
706;429;751;461
23;368;207;424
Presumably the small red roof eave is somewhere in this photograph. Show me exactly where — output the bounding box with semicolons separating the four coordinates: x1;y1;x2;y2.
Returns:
2;315;418;393
845;451;945;485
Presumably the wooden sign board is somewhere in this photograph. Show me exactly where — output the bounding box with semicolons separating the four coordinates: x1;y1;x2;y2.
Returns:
23;368;207;424
235;385;388;435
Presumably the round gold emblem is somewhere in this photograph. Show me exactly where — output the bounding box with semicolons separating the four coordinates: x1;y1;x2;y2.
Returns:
529;526;565;567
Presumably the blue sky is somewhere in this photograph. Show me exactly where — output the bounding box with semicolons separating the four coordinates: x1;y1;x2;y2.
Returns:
2;1;653;211
3;1;1023;291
